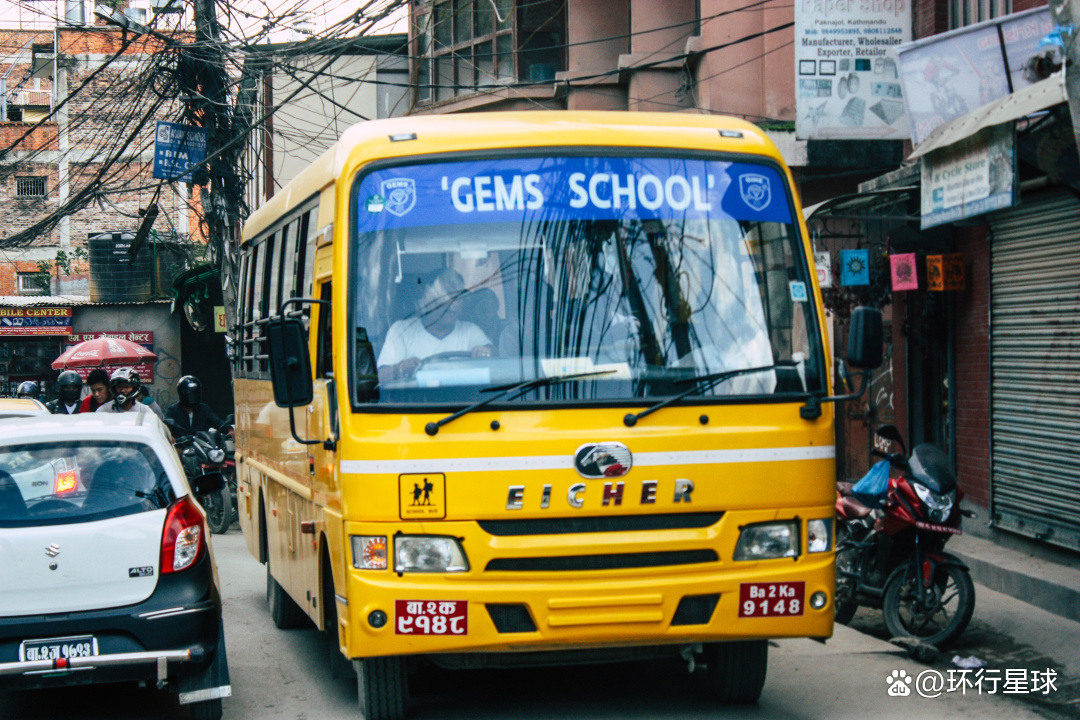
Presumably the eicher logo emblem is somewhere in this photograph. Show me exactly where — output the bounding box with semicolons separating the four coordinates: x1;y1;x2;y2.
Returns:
739;174;771;211
381;178;416;217
574;442;632;479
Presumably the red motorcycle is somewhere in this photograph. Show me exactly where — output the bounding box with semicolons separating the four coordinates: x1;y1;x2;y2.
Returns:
834;424;977;647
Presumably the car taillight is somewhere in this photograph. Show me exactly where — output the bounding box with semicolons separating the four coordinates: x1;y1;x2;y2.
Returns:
161;496;206;573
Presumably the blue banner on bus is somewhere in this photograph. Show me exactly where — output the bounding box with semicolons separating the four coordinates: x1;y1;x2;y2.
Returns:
354;157;792;231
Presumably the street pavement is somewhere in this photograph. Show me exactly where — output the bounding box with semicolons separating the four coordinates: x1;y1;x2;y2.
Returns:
3;528;1079;719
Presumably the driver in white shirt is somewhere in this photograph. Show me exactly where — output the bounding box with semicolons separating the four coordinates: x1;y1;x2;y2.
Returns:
377;268;494;381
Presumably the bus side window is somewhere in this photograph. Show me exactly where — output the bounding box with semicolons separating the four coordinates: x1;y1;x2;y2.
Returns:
316;282;333;379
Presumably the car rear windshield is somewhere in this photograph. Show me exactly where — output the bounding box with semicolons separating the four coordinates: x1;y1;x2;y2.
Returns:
0;441;175;528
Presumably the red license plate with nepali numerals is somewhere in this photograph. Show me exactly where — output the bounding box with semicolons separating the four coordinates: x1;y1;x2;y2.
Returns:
394;600;468;635
738;582;806;617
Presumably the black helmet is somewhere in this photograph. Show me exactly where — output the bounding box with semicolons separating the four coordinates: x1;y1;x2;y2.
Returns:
177;375;201;406
16;381;39;399
109;367;142;407
57;371;83;405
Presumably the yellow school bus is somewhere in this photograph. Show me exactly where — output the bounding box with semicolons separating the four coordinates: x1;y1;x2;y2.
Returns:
232;111;881;720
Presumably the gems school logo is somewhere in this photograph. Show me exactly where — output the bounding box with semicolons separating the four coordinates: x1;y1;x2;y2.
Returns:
739;174;771;211
381;178;416;217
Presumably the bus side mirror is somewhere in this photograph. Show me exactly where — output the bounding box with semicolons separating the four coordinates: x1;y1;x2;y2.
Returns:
267;318;314;408
846;306;883;370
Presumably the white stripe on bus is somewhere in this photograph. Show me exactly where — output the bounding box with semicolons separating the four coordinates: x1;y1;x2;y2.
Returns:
339;446;834;475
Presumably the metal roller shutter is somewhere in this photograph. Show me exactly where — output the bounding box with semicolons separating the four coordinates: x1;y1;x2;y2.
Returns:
989;189;1080;551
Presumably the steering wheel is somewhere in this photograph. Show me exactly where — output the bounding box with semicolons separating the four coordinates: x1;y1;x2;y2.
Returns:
29;499;80;514
418;351;474;367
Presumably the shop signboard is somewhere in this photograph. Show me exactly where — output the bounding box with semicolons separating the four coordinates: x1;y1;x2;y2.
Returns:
795;0;912;139
63;331;156;382
920;124;1016;228
896;7;1053;146
0;307;73;335
153;121;207;183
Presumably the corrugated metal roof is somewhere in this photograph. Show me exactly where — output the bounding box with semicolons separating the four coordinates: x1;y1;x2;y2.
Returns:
0;295;172;307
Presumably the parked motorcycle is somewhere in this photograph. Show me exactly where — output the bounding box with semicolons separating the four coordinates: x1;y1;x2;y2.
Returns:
834;424;977;647
169;416;236;535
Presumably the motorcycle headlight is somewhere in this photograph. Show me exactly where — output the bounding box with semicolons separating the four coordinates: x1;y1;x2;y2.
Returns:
394;535;469;573
208;448;226;464
913;484;955;521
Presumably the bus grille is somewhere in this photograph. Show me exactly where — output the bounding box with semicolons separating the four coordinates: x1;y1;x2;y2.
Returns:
670;594;720;625
485;549;718;572
478;512;723;536
486;604;537;633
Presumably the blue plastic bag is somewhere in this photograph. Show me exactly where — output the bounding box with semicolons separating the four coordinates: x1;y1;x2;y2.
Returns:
851;459;890;509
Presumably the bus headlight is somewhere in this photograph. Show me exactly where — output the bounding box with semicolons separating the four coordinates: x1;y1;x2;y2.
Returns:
394;536;469;573
733;521;799;561
807;519;832;553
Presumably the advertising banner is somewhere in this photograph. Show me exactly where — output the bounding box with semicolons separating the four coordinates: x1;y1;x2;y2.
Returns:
795;0;912;139
0;307;73;336
920;124;1015;228
896;7;1053;146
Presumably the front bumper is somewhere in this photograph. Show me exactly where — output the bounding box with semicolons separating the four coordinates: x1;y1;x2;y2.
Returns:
0;553;223;692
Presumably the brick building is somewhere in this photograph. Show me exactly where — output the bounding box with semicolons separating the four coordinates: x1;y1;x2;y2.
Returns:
0;20;202;406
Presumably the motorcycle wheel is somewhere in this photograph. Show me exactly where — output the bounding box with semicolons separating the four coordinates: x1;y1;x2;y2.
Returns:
882;561;975;648
833;525;859;625
204;485;233;535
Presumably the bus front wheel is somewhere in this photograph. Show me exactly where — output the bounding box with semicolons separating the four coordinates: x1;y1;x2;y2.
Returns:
703;640;768;704
355;656;408;720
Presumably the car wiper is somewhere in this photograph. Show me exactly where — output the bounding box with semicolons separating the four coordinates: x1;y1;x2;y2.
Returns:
425;369;616;436
623;361;797;427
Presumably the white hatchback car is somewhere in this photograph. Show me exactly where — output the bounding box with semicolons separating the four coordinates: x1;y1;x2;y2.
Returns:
0;412;231;719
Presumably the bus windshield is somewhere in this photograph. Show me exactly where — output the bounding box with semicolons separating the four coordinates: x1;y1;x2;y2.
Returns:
349;154;824;407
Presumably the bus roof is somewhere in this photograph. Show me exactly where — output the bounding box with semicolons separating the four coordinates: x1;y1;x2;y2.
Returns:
241;111;783;243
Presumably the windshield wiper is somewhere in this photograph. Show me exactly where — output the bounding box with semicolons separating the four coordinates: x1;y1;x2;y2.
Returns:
623;361;796;427
425;369;616;436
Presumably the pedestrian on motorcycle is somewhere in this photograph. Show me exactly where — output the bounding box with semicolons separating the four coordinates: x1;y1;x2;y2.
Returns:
166;375;231;438
46;371;83;415
79;368;111;413
95;367;154;416
16;381;40;400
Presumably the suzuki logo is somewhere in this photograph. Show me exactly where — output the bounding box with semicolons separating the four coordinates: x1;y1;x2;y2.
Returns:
45;544;60;557
574;442;632;479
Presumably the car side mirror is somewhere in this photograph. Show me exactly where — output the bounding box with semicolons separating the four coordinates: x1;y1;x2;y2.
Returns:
846;306;883;370
191;471;224;496
267;318;313;408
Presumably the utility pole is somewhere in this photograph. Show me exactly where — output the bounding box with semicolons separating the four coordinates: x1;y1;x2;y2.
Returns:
1049;0;1080;157
191;0;244;323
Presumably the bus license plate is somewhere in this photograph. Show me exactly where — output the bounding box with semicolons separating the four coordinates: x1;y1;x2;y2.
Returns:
738;582;805;617
19;635;99;662
394;600;468;635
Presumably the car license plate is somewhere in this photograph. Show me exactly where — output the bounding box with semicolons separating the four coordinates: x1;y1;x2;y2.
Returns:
394;600;467;635
19;635;99;662
738;582;806;617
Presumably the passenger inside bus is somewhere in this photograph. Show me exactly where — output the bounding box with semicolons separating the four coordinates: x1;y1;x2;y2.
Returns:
376;268;495;381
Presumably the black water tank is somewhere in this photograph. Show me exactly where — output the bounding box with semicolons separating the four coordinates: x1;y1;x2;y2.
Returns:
88;232;152;302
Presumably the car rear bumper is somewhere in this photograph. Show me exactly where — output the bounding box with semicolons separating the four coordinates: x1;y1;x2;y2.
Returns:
0;553;224;693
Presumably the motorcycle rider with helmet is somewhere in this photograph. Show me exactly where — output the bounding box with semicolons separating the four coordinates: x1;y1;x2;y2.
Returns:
46;371;84;414
165;375;230;438
16;381;40;400
95;367;154;415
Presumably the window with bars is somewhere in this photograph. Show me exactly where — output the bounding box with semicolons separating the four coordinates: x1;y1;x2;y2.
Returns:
15;176;47;198
17;273;45;295
412;0;566;105
949;0;1011;29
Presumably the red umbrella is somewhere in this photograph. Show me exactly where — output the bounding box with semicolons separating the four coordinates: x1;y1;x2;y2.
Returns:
51;336;158;370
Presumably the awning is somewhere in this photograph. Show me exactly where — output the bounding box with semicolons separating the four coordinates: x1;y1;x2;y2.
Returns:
909;72;1068;160
803;187;919;221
